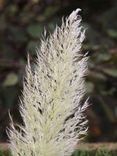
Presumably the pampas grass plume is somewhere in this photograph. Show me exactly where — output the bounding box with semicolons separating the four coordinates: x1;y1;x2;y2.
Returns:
8;8;88;156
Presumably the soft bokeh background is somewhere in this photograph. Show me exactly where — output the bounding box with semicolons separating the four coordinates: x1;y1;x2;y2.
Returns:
0;0;117;143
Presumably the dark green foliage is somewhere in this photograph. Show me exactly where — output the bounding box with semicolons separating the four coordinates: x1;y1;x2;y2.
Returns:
0;151;4;156
72;150;117;156
0;151;11;156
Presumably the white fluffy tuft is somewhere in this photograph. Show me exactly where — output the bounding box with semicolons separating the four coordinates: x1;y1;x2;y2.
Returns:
8;9;88;156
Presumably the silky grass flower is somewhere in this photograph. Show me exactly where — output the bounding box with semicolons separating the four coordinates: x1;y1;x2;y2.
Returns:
8;9;88;156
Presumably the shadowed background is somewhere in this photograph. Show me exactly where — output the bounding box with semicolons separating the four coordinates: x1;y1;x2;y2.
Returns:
0;0;117;143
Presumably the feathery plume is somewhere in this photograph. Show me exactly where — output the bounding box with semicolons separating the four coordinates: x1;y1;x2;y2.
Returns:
8;9;88;156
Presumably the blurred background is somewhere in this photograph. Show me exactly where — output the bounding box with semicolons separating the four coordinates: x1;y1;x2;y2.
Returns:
0;0;117;143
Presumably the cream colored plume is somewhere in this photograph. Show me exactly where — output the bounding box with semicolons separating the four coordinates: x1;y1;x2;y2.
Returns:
8;8;88;156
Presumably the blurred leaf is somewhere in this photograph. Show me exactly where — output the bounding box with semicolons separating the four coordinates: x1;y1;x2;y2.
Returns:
2;86;18;107
0;45;18;59
83;44;100;51
44;6;59;17
31;0;40;3
98;5;117;30
103;68;117;77
86;82;94;93
86;25;102;45
3;73;18;87
5;4;18;16
98;96;116;123
96;52;111;62
0;150;4;156
0;15;7;30
107;29;117;39
101;88;116;96
9;26;28;42
89;71;107;81
19;9;35;25
27;24;43;38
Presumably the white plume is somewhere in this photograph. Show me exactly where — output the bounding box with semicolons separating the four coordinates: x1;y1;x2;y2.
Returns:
8;9;88;156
